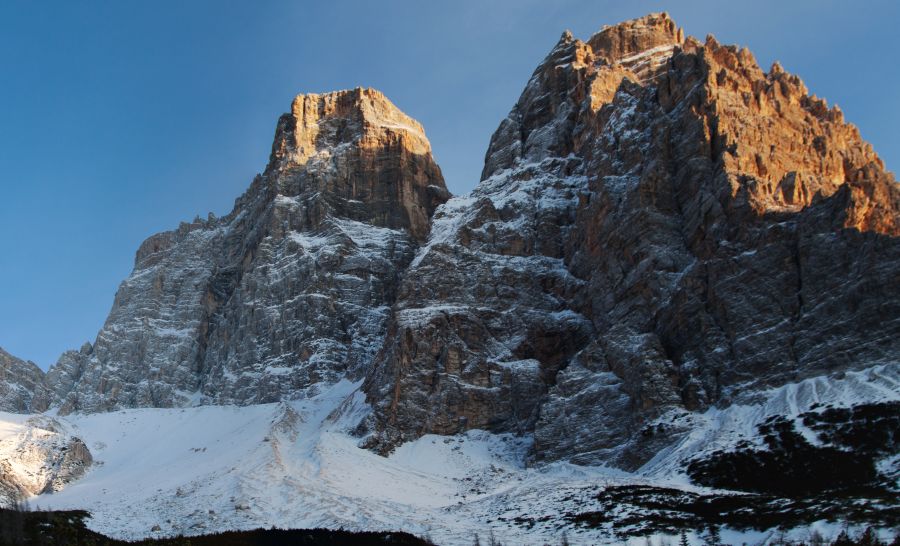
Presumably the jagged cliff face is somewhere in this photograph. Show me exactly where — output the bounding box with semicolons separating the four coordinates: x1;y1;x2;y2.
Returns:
361;13;900;467
37;88;449;414
5;13;897;476
0;348;44;413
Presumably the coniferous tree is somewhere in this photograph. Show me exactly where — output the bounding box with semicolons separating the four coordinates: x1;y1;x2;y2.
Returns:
809;529;827;546
833;530;855;546
703;525;721;546
858;527;884;546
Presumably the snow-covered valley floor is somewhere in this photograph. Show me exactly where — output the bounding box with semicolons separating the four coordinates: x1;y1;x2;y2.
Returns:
1;365;897;545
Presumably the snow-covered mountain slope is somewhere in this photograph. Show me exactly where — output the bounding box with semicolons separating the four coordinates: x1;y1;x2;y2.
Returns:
0;364;890;544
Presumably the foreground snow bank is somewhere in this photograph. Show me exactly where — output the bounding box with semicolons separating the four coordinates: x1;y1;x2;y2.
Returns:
0;367;894;545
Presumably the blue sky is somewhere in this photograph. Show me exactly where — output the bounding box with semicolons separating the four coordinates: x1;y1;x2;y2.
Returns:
1;1;897;369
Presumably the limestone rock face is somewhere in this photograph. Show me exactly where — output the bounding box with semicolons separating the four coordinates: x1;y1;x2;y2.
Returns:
2;13;896;477
362;13;900;468
0;415;92;507
41;88;448;413
0;348;45;413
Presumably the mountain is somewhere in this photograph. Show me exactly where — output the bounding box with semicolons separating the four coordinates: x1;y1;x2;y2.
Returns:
360;12;900;470
34;88;449;414
1;12;898;544
0;348;43;413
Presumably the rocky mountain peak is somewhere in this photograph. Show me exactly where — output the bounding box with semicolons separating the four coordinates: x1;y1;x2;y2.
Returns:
268;87;448;243
271;88;432;170
664;29;899;236
362;13;900;472
480;14;685;180
32;88;448;414
588;12;683;71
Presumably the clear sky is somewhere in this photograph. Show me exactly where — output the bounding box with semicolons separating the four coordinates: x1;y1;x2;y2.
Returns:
1;1;897;369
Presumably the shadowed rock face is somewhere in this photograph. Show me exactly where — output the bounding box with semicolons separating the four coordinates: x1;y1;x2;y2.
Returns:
361;13;900;468
38;88;449;414
0;348;44;413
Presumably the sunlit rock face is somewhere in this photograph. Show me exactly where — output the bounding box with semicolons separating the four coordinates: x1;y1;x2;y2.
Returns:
40;88;449;413
361;13;900;468
0;415;92;507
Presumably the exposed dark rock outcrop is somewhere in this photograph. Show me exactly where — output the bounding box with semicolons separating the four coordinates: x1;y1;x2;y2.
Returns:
361;13;900;469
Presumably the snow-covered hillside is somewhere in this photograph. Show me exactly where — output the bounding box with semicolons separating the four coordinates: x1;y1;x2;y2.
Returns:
0;365;894;545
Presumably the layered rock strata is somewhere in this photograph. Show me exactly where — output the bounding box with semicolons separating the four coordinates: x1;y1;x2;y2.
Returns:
0;348;44;413
361;13;900;468
2;13;896;475
37;88;448;413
